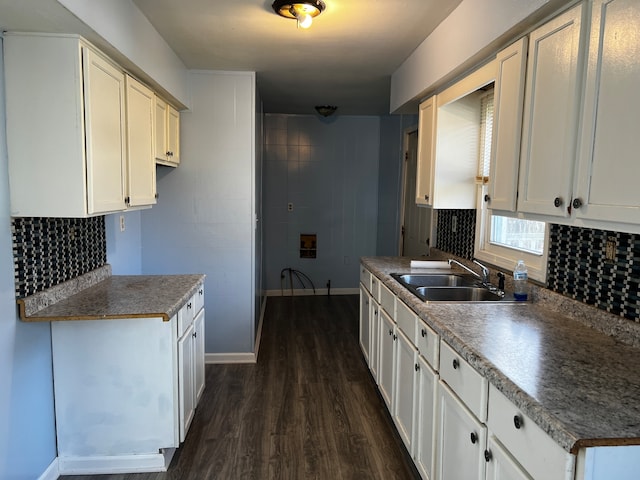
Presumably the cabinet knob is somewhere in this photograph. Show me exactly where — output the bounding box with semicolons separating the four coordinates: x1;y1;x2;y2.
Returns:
553;197;563;208
388;329;393;336
484;194;490;203
572;198;583;209
393;334;397;341
193;331;197;338
484;449;492;462
424;194;429;201
513;414;523;429
199;288;204;295
470;432;477;444
421;328;427;338
414;363;420;372
452;358;459;370
187;302;192;309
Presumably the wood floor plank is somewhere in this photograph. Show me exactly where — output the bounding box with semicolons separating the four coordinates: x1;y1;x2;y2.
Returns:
61;295;418;480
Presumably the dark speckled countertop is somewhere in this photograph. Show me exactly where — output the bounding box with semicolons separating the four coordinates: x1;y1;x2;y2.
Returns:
362;255;640;455
18;265;205;322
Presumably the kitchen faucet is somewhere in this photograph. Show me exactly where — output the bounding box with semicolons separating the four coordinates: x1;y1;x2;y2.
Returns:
448;259;491;285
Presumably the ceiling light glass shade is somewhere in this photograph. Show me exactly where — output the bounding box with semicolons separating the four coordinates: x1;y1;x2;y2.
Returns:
272;1;326;27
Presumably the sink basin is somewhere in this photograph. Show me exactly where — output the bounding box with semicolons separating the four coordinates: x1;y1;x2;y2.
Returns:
391;273;478;287
416;286;503;302
391;272;520;303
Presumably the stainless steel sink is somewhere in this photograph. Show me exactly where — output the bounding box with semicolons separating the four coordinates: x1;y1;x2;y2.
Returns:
391;273;478;287
391;272;519;303
415;286;502;302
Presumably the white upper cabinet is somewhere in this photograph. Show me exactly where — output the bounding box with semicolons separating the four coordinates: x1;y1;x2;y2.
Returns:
517;3;585;218
573;0;640;225
486;37;528;212
416;96;437;206
125;75;157;208
4;34;128;217
4;33;161;217
155;96;181;167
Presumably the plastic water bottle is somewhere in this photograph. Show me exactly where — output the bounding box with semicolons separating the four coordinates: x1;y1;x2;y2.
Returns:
513;260;528;301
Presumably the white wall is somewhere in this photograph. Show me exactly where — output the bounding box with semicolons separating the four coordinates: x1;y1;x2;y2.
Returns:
390;0;569;112
57;0;190;108
141;71;257;355
0;39;58;480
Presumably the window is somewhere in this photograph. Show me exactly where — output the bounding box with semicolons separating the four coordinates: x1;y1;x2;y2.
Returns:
474;90;549;282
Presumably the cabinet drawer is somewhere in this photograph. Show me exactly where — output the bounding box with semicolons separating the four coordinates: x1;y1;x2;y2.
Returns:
360;265;371;292
177;296;196;337
395;300;417;344
439;341;488;422
370;275;381;302
194;284;205;314
487;384;573;480
379;282;395;317
417;318;439;371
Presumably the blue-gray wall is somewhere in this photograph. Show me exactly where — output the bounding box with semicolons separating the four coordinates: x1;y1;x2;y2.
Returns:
140;71;258;355
263;114;382;291
0;40;58;480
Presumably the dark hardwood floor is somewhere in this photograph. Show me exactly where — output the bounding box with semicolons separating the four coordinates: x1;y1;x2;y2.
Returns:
62;295;418;480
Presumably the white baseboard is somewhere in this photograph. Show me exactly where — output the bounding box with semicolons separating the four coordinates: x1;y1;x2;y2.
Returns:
38;458;59;480
265;288;359;297
57;449;174;475
206;352;256;364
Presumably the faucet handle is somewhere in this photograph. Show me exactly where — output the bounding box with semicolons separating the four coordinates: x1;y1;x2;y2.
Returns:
473;259;490;283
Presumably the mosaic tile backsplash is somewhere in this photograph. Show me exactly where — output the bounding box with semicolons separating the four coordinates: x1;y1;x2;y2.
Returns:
547;224;640;322
434;209;640;323
12;217;107;298
435;209;476;260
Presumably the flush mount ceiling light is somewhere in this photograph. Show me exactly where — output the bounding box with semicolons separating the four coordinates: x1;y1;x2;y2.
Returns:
315;105;337;117
272;0;326;29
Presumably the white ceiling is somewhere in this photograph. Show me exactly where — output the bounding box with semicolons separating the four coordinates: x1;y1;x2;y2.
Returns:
0;0;464;115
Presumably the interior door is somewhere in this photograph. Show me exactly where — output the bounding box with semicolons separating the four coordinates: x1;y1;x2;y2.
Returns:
402;130;432;257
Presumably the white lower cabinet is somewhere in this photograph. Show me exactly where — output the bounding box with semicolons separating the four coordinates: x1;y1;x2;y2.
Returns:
51;285;206;474
359;286;371;364
393;327;417;453
178;321;196;442
487;384;574;480
485;435;532;480
415;355;438;480
436;380;488;480
378;309;397;410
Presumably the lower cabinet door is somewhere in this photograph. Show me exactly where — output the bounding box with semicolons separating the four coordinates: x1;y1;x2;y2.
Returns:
394;327;417;453
178;323;195;442
436;380;487;480
415;355;438;480
378;309;396;410
194;308;206;404
359;286;371;363
485;435;532;480
369;298;380;381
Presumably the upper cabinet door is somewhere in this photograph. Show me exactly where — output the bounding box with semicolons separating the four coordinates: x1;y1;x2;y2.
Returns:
416;96;436;207
517;3;585;218
487;37;528;212
125;75;157;208
167;105;181;165
574;0;640;225
83;48;127;215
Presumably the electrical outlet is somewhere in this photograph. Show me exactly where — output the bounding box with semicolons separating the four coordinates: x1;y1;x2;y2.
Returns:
119;215;125;232
605;236;616;261
451;215;457;233
287;202;293;212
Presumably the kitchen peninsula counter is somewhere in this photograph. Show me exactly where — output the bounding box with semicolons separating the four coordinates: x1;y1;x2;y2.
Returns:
362;255;640;455
17;264;205;322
